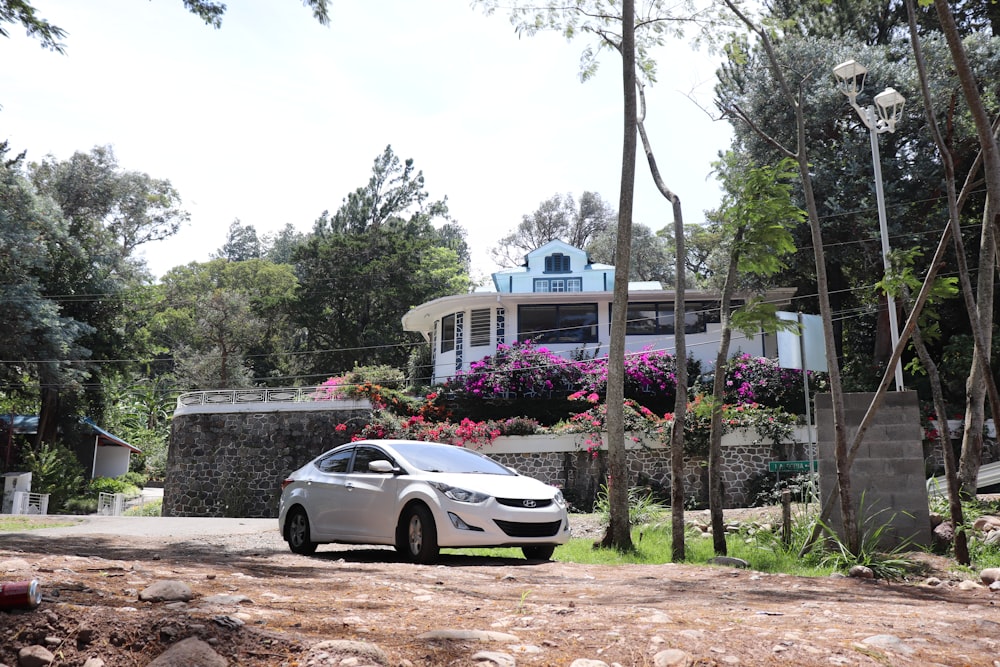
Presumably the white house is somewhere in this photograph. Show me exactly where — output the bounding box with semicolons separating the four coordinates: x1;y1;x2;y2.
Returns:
401;240;797;385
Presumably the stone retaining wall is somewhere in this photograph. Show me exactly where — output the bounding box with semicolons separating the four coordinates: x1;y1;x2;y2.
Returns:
164;408;363;517
485;434;812;509
165;407;812;517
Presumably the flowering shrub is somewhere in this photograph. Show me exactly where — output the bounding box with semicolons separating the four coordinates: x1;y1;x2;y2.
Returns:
311;365;405;398
718;353;827;414
575;348;703;413
343;411;543;448
445;341;582;398
313;379;450;419
552;393;666;458
667;394;796;457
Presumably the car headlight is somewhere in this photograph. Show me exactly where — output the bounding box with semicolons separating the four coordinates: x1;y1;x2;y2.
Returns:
553;490;567;509
429;482;489;504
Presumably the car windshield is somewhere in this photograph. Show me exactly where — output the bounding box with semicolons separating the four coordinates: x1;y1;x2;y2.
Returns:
392;443;515;475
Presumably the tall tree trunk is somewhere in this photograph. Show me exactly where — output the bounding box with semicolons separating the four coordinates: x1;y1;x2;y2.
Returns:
959;218;994;496
709;230;743;555
36;386;60;447
935;0;1000;497
636;83;686;561
905;292;970;565
719;0;857;553
599;0;636;552
669;193;688;563
904;0;973;564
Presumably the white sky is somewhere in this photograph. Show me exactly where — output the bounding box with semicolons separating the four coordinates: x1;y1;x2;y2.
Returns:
3;0;732;284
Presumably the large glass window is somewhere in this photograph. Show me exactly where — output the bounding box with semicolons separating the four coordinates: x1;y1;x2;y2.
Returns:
518;304;598;343
624;302;716;335
441;314;456;353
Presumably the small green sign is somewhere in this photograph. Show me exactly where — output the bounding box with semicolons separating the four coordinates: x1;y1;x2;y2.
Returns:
768;460;817;473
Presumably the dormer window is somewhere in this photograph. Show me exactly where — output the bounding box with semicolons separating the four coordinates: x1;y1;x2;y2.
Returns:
544;253;571;273
534;277;582;293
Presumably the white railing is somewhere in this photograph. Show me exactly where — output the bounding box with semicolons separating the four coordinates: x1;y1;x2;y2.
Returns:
11;491;49;516
97;492;126;516
174;387;372;416
97;491;152;516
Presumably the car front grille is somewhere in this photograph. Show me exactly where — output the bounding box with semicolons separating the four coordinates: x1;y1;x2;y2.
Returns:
493;519;563;538
496;497;553;509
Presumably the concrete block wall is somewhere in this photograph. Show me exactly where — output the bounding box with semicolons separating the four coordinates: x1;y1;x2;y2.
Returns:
815;391;931;549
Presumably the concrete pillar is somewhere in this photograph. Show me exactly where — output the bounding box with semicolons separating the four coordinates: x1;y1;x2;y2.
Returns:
815;391;931;549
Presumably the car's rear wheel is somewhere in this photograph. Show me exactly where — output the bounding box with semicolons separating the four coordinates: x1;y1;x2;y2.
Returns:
522;545;555;561
397;504;439;564
285;507;318;555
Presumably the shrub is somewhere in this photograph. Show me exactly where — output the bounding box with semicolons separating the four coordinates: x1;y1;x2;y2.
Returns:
344;411;542;448
21;441;87;513
717;353;827;414
117;471;147;488
314;379;426;415
746;471;818;507
493;417;543;436
125;499;162;517
64;496;98;515
593;484;668;527
664;395;796;457
446;341;582;399
816;501;917;581
125;428;168;480
89;476;141;497
552;396;665;457
577;348;702;413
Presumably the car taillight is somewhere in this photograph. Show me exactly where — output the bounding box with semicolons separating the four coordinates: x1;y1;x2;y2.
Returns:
281;478;294;490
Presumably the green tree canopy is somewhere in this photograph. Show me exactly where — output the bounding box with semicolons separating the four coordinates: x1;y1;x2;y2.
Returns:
0;143;92;402
714;30;1000;381
293;146;469;377
214;219;262;262
586;222;674;285
29;146;189;266
153;258;301;388
490;191;617;267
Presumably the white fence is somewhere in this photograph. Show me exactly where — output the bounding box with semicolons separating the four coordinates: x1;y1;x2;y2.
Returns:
97;491;148;516
174;387;371;416
11;491;49;515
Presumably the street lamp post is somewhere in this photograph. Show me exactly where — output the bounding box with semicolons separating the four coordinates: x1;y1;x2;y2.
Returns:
833;59;906;392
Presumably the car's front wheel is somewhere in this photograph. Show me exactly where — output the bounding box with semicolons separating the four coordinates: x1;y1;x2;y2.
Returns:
397;504;439;564
522;545;555;561
285;507;318;556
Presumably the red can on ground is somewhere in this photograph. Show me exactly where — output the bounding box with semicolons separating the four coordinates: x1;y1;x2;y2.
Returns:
0;579;41;609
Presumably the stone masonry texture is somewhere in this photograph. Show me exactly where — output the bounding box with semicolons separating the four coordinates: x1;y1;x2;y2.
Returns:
165;409;809;517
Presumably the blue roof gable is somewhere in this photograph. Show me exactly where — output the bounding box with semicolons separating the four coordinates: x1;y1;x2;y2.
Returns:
492;241;615;293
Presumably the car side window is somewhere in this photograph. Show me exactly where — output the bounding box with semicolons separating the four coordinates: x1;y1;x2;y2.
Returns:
351;446;392;474
316;448;353;474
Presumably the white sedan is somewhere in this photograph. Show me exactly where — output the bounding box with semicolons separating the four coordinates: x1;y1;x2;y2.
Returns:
278;439;570;563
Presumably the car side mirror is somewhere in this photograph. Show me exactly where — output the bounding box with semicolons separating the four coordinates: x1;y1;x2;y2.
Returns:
368;460;397;474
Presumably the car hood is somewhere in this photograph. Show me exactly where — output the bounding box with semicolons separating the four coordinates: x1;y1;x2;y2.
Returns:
415;472;558;499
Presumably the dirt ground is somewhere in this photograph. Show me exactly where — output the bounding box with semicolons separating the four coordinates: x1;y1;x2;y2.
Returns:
1;511;999;667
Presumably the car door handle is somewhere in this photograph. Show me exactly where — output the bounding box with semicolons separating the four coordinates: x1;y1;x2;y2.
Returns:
345;482;355;491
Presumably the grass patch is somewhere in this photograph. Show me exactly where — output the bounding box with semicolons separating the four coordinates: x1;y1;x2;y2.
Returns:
0;516;79;532
124;499;162;517
451;522;840;576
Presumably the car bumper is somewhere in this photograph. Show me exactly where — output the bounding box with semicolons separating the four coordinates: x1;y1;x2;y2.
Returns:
433;505;571;548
